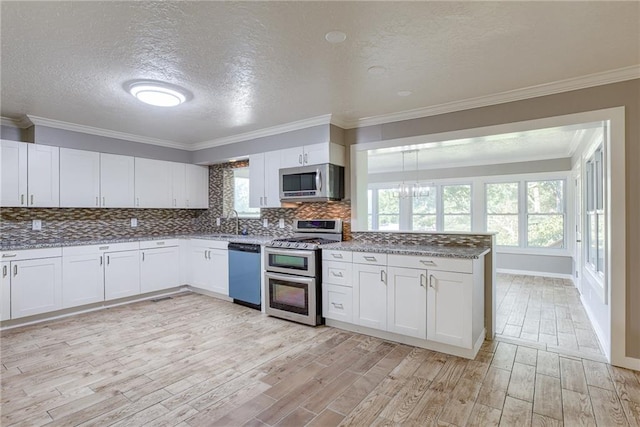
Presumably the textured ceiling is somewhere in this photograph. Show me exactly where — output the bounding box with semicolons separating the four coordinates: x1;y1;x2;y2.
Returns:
1;1;638;147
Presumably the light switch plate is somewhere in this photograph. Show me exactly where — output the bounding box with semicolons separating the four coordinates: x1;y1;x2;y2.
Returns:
279;218;285;228
131;218;137;228
263;219;269;228
216;218;221;226
32;219;42;231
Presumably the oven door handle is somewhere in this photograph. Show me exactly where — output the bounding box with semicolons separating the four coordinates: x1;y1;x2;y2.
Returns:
265;271;315;284
265;247;314;258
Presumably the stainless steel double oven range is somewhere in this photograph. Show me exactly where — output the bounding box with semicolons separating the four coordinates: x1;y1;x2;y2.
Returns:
264;219;343;326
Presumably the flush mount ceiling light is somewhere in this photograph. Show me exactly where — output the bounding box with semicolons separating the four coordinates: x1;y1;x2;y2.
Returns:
397;90;413;97
325;30;347;44
367;66;387;75
126;80;190;107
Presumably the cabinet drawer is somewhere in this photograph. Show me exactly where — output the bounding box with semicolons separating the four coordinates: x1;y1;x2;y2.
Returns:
62;241;139;256
322;250;352;262
387;254;472;273
352;252;387;266
323;261;352;287
1;247;62;261
322;284;352;323
189;239;229;250
139;239;180;249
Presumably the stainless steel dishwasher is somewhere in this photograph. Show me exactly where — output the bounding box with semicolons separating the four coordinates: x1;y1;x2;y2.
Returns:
227;242;262;310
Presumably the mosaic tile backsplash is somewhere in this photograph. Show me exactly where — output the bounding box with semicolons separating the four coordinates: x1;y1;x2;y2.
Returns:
350;231;493;248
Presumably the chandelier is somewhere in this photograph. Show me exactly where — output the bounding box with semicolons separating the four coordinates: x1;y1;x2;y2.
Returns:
393;150;430;199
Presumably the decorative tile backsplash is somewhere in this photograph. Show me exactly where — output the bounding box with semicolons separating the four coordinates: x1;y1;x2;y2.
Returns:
350;231;492;248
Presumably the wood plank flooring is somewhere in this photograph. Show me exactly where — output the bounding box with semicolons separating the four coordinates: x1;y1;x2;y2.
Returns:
1;280;638;426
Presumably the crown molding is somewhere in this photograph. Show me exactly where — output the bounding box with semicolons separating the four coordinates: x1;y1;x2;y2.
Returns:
1;116;31;128
25;115;190;150
339;65;640;129
190;114;333;151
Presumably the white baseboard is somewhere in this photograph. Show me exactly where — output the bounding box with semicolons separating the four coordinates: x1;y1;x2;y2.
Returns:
497;268;574;281
580;293;611;363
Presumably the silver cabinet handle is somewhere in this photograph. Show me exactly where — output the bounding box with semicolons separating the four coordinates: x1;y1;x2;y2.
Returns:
142;252;145;261
102;196;105;206
156;241;165;245
173;198;176;207
331;271;343;278
264;196;267;205
107;256;110;266
364;256;377;262
304;153;308;164
2;254;17;258
136;198;140;207
331;302;344;309
186;199;190;207
298;154;303;164
100;255;103;266
380;269;386;284
96;196;99;206
21;194;25;205
429;274;435;289
260;196;263;206
2;265;7;277
420;260;436;266
30;195;34;205
420;274;426;288
331;253;343;259
13;265;17;276
99;246;109;250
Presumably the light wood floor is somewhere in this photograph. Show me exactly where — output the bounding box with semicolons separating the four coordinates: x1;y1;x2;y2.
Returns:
1;290;639;426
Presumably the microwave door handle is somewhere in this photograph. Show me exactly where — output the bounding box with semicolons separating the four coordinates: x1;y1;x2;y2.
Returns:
315;169;322;191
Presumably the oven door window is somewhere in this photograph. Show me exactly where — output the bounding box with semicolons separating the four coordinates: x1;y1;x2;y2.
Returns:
269;279;308;315
268;253;308;271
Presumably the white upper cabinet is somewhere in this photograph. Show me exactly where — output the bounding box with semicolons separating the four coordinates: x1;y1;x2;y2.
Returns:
186;164;209;208
27;144;59;207
0;139;28;207
171;162;187;208
249;151;281;208
280;142;345;168
59;148;100;208
101;153;135;208
134;158;172;208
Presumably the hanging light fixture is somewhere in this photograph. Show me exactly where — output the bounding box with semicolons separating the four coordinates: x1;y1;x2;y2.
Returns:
412;149;429;198
394;149;430;199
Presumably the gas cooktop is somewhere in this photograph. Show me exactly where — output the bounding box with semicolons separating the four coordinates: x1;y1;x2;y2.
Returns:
268;236;338;250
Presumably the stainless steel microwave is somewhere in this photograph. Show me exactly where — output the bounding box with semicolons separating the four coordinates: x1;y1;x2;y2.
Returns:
279;163;344;202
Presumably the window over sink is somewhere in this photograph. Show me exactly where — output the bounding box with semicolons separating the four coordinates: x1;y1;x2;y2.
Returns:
223;166;260;218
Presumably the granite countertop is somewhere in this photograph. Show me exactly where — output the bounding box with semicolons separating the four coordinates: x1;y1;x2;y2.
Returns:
0;234;275;251
320;241;490;259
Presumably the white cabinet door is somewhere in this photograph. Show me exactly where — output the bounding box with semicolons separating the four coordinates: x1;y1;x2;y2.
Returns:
263;150;281;208
303;143;330;166
101;153;135;208
140;246;180;293
387;267;427;339
323;284;352;323
10;257;62;318
171;162;186;208
0;140;28;207
59;148;100;208
27;144;59;207
249;153;265;208
1;262;11;320
134;158;172;208
208;248;228;295
279;146;304;168
104;250;140;300
62;253;104;308
186;164;209;208
427;270;473;348
188;245;211;290
352;263;387;330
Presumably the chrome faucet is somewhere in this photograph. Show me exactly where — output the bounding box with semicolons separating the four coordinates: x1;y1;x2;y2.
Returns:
227;209;239;235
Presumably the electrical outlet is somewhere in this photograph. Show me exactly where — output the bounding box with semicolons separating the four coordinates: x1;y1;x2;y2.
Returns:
32;219;42;231
279;218;285;229
131;218;137;228
263;218;269;228
216;218;221;226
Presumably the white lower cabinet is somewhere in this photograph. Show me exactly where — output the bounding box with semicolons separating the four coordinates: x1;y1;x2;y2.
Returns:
104;250;140;300
387;267;427;339
188;240;229;295
140;241;180;293
1;262;12;320
427;270;473;348
322;284;352;323
62;251;105;309
352;263;387;330
5;250;63;319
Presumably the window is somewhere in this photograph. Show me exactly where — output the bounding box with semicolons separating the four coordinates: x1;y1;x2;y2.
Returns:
442;184;472;232
486;182;519;246
527;180;565;248
368;187;400;230
412;185;436;231
231;167;260;218
586;146;604;274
